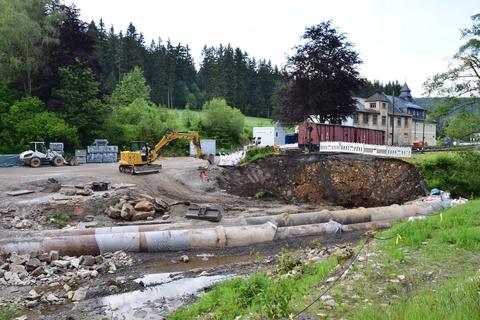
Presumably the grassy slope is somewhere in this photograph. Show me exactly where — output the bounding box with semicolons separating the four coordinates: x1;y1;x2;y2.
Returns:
169;200;480;319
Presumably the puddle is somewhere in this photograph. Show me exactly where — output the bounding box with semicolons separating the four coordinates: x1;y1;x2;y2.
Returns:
102;272;234;319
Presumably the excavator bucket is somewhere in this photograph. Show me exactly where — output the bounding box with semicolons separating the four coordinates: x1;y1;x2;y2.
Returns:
186;207;222;222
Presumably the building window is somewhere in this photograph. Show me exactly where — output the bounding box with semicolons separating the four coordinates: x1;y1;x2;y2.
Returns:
372;114;378;125
404;118;408;128
382;116;386;125
353;113;359;124
397;117;401;127
369;103;376;109
404;133;408;137
363;114;369;125
382;103;386;109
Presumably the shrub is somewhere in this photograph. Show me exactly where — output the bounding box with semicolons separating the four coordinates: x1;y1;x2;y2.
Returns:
241;146;277;164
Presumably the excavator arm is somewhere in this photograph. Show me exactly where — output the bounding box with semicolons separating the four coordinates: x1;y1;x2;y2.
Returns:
147;130;203;163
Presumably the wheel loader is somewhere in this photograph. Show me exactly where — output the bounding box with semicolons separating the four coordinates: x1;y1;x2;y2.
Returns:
118;130;212;174
19;142;66;168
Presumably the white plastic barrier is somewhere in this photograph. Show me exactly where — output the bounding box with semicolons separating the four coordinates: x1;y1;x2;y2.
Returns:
319;142;411;158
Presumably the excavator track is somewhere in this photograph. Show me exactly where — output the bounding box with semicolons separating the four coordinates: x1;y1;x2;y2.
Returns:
119;164;162;175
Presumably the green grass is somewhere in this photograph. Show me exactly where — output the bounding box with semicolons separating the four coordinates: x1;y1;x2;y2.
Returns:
169;256;338;319
0;305;20;320
240;146;278;165
354;276;480;320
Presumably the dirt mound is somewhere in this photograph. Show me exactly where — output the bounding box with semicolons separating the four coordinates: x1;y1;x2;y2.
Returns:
217;153;428;207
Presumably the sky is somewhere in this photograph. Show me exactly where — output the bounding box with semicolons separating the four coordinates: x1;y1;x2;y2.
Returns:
69;0;479;97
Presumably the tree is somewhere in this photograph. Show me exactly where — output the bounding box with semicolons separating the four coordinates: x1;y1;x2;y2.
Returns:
1;97;78;152
0;0;63;96
274;21;363;125
425;14;480;98
424;13;480;139
52;59;107;145
108;67;151;107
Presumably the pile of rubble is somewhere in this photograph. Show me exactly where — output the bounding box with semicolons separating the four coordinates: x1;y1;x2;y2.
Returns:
0;250;134;307
105;194;170;221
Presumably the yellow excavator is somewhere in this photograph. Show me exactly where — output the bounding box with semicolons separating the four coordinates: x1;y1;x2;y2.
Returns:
119;129;209;174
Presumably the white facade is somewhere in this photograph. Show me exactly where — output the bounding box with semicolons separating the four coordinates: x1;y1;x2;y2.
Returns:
411;121;437;146
252;127;285;147
190;139;216;156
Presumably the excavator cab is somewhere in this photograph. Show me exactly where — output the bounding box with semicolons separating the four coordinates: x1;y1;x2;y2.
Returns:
130;141;150;162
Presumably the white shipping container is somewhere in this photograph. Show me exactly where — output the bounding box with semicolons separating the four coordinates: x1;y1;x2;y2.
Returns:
190;139;216;156
252;127;285;147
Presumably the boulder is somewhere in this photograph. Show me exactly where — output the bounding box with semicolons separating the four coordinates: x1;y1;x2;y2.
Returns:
154;198;170;212
51;260;70;268
81;255;95;266
139;194;155;202
134;200;154;212
72;287;88;301
30;266;44;277
105;206;121;219
25;258;41;272
120;203;135;220
9;253;30;265
131;210;155;221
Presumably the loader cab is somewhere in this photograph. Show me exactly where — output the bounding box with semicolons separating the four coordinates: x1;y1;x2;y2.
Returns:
130;141;149;161
30;142;47;154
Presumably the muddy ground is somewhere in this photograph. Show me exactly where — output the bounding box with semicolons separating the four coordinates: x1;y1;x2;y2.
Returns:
0;154;427;319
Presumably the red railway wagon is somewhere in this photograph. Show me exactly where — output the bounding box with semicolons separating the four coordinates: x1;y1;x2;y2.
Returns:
298;122;385;146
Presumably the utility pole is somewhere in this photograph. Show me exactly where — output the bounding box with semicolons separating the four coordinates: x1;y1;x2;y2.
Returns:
391;93;395;146
422;118;426;150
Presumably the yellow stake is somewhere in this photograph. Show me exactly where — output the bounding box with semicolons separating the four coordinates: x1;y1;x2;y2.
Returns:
440;213;443;222
396;234;402;245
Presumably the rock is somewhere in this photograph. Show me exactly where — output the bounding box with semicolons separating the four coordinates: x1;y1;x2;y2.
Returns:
105;206;122;219
162;214;170;220
37;253;50;262
0;263;9;270
25;258;41;271
14;219;33;229
9;253;30;265
72;287;88;301
25;300;39;308
70;258;81;269
84;215;95;222
63;284;71;291
67;291;74;300
154;198;170;212
30;266;44;277
28;289;40;299
139;194;155;202
133;310;148;318
95;255;104;265
179;255;189;263
120;203;135;220
131;210;155;221
51;260;70;268
81;255;95;266
76;188;93;196
9;264;26;274
108;262;117;273
49;250;59;262
4;271;13;281
90;270;98;278
397;275;406;280
64;190;76;196
46;293;59;302
134;200;154;212
96;262;110;273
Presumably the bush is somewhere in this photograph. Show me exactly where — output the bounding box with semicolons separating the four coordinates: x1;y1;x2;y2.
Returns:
241;146;277;164
199;98;245;149
414;151;480;197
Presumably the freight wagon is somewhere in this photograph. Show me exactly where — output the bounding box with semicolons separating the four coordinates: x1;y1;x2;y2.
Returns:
298;122;385;147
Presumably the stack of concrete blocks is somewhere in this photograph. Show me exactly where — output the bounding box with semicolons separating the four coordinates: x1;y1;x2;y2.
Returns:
48;143;64;156
75;149;87;164
86;139;118;163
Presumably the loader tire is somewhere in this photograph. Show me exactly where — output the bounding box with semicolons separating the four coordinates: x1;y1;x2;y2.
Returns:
52;156;64;166
30;157;41;168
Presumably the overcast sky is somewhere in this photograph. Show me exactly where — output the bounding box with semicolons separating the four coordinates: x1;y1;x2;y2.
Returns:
69;0;478;97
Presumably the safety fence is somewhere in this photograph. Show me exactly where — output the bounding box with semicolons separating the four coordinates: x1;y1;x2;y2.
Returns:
319;141;412;158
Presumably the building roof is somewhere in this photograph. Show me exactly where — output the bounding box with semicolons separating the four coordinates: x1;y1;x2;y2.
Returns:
355;97;381;114
365;92;389;102
399;82;413;102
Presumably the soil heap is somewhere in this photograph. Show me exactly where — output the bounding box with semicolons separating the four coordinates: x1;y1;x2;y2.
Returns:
217;153;428;207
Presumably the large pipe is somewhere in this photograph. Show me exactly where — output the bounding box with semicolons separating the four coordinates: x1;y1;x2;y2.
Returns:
0;223;278;256
246;202;441;227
